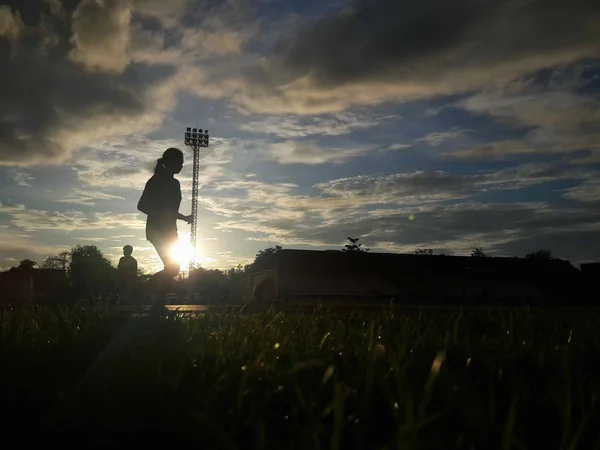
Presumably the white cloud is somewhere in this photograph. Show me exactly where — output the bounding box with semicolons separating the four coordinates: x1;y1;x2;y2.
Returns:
415;128;473;147
269;141;367;165
0;202;144;232
563;180;600;203
239;112;401;138
385;143;412;151
0;5;25;41
69;0;133;74
55;189;126;206
8;170;34;187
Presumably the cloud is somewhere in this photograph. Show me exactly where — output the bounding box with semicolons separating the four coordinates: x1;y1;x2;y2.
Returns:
180;28;244;57
209;195;600;264
200;164;594;228
569;150;600;165
461;90;600;133
239;112;401;138
384;143;412;151
285;0;599;87
356;202;600;263
442;140;538;160
0;5;24;41
71;135;180;188
215;0;600;114
415;128;473;147
129;0;257;66
268;141;368;165
563;180;600;203
69;0;133;74
193;163;600;263
44;0;66;18
447;85;600;161
8;169;34;187
133;0;187;21
310;163;591;206
0;1;200;168
55;189;126;206
0;228;67;267
72;134;236;189
0;201;144;232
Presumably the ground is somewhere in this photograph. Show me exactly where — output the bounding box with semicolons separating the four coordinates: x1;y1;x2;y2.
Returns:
1;305;599;449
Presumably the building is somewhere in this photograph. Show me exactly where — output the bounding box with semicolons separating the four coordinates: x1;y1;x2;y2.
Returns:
242;249;581;306
0;269;67;307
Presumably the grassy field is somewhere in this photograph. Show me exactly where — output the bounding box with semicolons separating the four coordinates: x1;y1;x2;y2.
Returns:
1;305;599;449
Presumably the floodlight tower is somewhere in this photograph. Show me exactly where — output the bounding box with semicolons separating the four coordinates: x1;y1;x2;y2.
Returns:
184;127;210;269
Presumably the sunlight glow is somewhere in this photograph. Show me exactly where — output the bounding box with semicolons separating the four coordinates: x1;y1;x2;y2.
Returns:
170;240;195;270
167;232;217;271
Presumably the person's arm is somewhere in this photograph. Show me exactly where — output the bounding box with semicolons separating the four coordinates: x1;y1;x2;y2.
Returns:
174;181;193;223
177;213;193;223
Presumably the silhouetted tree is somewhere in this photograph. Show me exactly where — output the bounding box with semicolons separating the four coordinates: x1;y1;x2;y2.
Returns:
18;259;37;271
69;245;116;296
9;259;37;272
41;251;69;271
526;249;553;260
245;246;283;273
341;237;369;253
226;264;246;281
471;248;488;258
189;267;229;301
414;248;434;255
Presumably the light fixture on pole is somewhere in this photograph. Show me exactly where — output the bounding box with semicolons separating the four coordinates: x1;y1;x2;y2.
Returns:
184;126;209;270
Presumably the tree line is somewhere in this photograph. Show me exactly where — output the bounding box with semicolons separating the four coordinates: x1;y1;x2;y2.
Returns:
3;237;566;302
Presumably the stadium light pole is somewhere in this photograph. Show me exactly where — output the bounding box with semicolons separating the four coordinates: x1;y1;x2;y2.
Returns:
183;127;209;271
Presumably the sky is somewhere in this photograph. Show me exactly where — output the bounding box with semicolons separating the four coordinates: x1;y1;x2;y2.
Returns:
0;0;599;273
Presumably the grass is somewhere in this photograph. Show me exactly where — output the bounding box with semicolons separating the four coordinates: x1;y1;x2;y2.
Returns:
1;305;600;449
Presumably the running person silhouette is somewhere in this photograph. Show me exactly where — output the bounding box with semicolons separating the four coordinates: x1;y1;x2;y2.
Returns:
137;148;192;311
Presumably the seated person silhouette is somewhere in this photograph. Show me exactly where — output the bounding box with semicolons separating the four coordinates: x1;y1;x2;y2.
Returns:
137;147;192;313
118;245;138;304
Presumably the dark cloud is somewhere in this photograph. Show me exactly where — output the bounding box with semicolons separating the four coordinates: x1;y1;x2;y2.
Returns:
0;1;178;167
279;0;600;88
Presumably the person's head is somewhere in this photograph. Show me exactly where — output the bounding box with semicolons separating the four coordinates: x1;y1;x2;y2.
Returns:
154;147;184;176
123;245;133;256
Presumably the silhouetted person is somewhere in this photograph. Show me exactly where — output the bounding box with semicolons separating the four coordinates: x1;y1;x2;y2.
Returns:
117;245;138;305
137;148;192;312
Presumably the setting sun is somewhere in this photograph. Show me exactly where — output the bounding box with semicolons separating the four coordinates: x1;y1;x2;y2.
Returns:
167;233;216;271
170;240;196;270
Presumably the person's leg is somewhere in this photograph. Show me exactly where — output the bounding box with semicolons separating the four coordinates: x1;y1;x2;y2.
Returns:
149;239;180;308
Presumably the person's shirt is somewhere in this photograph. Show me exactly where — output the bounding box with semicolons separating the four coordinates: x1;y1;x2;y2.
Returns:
118;255;138;282
138;174;182;242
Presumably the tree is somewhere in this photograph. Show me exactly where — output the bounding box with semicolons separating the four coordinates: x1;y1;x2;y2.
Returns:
246;246;283;273
18;259;37;270
414;248;434;255
525;249;553;260
41;251;69;271
471;248;488;258
225;264;246;282
8;259;37;272
189;267;229;301
341;237;369;253
69;245;116;296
